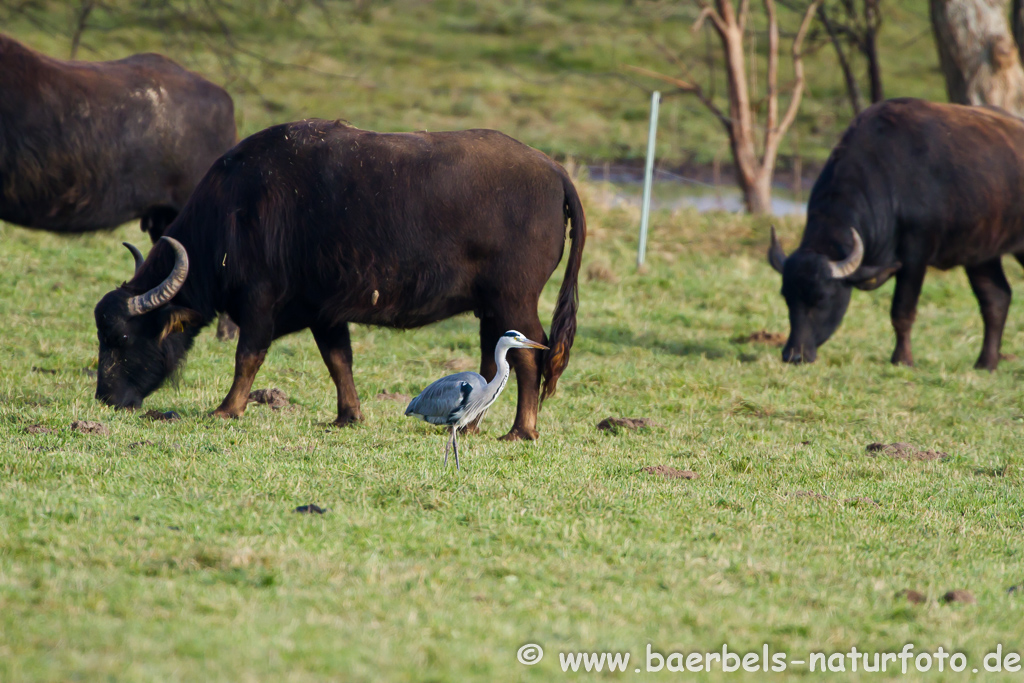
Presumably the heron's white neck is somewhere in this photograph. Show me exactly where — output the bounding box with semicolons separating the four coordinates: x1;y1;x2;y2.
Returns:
487;338;515;397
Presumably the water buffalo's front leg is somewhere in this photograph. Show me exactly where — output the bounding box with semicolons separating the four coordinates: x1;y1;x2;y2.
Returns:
311;322;364;426
889;263;927;366
965;258;1012;371
213;327;272;419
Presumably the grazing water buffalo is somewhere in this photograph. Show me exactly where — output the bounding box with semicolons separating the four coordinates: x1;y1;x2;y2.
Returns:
0;33;235;240
94;120;586;440
769;98;1024;369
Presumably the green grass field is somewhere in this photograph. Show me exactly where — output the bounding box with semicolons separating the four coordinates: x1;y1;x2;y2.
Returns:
3;2;1023;679
3;182;1024;680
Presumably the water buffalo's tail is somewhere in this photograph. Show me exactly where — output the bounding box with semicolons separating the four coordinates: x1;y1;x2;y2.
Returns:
541;169;587;403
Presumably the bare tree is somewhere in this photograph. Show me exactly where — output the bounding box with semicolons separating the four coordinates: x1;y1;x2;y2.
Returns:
930;0;1024;113
630;0;820;214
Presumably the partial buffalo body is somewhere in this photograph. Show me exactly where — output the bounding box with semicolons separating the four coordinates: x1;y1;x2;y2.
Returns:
0;34;236;240
769;98;1024;369
94;121;586;440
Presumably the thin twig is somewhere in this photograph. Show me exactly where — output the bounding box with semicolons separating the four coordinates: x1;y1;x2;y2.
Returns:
624;64;730;127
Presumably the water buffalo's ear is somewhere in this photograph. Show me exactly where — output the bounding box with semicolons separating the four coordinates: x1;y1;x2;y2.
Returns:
158;307;203;344
846;262;902;290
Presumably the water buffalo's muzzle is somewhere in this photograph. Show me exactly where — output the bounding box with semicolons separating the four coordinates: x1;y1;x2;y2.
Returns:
95;386;142;410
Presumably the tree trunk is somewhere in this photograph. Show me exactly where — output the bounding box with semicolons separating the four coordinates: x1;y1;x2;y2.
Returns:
930;0;1024;113
864;0;884;101
747;171;774;214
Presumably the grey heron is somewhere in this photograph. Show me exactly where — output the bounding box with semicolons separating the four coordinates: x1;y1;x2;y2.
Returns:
405;330;548;469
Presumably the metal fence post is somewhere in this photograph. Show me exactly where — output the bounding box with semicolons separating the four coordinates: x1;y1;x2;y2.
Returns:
637;90;660;268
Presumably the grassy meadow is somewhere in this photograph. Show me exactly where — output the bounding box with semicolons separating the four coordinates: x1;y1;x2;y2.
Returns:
4;1;1024;680
3;180;1024;680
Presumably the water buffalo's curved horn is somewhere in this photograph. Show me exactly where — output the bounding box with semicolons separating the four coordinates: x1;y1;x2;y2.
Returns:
768;225;787;274
126;237;189;316
122;242;145;275
829;228;864;279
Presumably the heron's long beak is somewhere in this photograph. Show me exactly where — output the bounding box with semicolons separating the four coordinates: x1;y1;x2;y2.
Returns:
522;339;549;350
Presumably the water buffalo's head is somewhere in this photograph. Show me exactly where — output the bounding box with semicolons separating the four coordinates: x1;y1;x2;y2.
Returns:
94;237;202;409
769;226;899;364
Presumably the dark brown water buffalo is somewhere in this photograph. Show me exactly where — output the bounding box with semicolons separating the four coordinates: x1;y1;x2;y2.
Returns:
0;33;235;240
769;97;1024;369
93;120;586;440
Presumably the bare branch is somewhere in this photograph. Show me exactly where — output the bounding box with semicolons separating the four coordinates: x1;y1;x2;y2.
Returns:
692;2;728;35
624;64;730;127
763;0;779;151
650;35;690;74
650;34;724;107
763;0;820;167
624;64;697;90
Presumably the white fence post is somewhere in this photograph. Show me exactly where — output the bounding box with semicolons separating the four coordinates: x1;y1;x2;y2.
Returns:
637;90;661;268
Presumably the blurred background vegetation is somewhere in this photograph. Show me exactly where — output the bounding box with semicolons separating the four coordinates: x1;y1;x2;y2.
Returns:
1;0;942;172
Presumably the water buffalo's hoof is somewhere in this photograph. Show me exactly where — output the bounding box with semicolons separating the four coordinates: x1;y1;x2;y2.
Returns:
890;353;914;367
974;358;999;372
330;412;364;428
499;427;539;442
212;408;241;419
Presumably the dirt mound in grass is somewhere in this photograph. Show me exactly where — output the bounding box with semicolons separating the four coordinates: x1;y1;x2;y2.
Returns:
71;420;108;435
866;442;948;461
25;424;55;435
642;465;698;479
897;589;927;604
732;330;787;346
597;417;657;432
248;388;289;408
942;589;975;604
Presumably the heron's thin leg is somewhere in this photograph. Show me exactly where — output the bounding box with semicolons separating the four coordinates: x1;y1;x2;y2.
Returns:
453;425;460;470
443;428;452;468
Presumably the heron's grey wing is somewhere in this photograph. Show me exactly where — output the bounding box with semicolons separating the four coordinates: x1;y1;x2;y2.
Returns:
405;372;487;425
